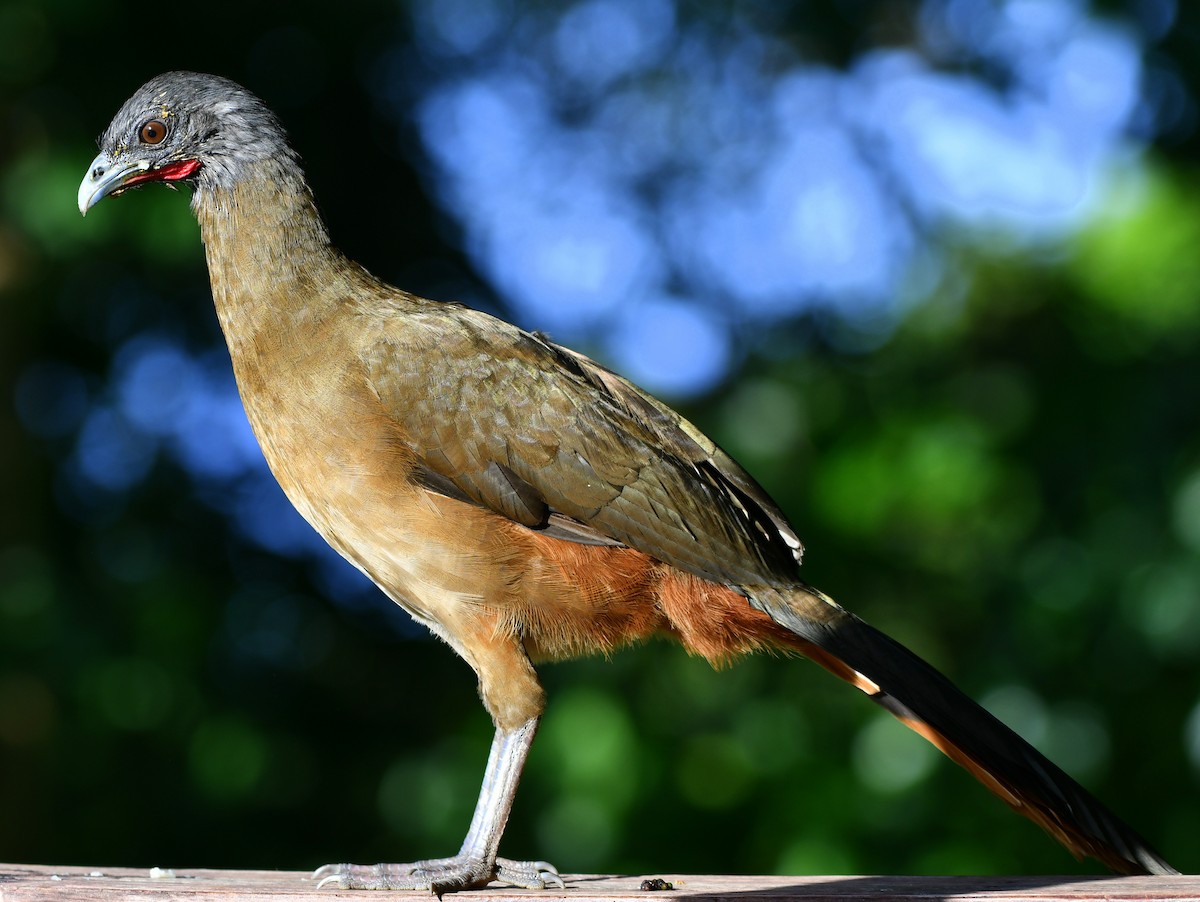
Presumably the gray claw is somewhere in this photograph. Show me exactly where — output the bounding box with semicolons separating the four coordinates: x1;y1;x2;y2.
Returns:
312;864;351;889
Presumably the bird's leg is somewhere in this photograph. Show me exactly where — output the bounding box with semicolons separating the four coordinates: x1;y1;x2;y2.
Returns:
314;716;561;892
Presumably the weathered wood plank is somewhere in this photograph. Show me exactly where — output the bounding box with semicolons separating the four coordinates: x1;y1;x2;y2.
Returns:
0;865;1196;901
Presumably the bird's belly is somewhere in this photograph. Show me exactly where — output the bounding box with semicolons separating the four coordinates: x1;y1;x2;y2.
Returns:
237;375;502;625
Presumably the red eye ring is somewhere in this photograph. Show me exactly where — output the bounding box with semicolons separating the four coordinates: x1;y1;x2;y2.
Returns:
139;119;168;145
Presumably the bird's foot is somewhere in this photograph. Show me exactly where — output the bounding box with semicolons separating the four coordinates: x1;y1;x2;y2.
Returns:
313;856;563;893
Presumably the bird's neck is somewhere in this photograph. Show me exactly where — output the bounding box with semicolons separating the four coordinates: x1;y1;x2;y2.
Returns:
193;160;350;361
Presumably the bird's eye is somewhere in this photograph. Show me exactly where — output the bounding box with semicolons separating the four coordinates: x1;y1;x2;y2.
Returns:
139;119;168;145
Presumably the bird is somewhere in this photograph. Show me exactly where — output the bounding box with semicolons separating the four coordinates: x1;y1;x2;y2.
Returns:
77;71;1176;891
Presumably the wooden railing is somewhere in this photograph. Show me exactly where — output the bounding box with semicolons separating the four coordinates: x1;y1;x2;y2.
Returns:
0;866;1195;901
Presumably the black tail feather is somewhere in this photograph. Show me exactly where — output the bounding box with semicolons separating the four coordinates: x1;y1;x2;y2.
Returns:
752;585;1177;876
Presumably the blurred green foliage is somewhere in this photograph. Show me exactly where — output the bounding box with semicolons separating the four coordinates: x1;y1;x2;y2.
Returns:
1;0;1199;882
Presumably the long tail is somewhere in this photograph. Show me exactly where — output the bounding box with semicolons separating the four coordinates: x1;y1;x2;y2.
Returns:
750;584;1177;876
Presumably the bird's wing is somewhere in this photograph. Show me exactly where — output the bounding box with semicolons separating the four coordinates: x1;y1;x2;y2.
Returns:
364;305;803;588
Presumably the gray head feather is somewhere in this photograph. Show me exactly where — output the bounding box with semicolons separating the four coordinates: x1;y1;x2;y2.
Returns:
97;71;300;195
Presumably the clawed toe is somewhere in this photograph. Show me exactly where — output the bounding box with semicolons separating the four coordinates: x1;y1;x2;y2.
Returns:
495;857;563;889
316;863;443;892
312;863;351;889
310;856;563;892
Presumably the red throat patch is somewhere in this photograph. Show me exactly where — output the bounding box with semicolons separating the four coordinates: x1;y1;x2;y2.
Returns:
123;159;202;188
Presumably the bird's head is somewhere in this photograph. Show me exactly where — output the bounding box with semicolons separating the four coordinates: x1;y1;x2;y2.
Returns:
78;71;295;216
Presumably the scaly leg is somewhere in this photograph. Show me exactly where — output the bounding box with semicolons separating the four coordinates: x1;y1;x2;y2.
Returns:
314;717;561;892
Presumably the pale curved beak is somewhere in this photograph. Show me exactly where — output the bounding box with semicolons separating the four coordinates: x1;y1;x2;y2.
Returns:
78;151;150;216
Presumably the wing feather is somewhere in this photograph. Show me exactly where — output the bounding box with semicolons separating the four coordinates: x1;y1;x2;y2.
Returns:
365;306;803;588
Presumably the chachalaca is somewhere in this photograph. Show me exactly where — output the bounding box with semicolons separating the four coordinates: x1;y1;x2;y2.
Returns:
78;72;1177;891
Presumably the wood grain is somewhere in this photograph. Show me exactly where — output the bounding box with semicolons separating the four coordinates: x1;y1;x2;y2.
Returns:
1;865;1196;901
